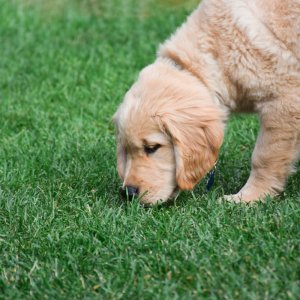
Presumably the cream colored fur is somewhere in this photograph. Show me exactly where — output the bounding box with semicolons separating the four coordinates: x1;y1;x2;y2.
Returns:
113;0;300;204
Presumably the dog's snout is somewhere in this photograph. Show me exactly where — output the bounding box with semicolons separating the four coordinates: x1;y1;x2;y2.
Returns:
120;185;139;200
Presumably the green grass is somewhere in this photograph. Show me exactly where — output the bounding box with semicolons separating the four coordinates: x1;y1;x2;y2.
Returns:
0;0;299;299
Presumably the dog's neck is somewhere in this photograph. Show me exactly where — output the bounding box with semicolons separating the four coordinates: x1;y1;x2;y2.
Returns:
157;53;230;123
157;62;232;120
157;6;236;115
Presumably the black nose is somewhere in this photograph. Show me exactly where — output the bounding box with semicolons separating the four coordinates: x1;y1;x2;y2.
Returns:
119;186;139;200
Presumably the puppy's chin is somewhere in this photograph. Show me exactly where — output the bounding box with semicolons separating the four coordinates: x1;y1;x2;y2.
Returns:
139;186;179;206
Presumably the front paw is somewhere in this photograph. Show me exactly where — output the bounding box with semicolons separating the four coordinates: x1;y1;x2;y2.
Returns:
220;193;244;203
219;192;265;204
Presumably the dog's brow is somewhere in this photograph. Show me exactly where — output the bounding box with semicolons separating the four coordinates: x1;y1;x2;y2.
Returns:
145;133;168;145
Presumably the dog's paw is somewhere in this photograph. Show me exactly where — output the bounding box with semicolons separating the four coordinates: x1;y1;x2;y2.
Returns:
218;194;244;203
218;192;263;204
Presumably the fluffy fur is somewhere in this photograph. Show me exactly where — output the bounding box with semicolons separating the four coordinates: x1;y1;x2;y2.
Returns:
113;0;300;205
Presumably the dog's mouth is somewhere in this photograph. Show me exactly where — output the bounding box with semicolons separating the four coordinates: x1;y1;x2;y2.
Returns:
119;185;180;207
146;186;180;207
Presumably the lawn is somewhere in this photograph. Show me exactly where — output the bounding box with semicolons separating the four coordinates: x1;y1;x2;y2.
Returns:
0;0;299;299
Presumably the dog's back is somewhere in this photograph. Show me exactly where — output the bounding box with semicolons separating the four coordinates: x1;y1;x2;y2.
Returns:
253;0;300;60
160;0;300;111
200;0;300;108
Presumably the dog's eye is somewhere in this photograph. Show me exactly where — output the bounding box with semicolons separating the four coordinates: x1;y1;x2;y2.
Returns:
144;144;161;155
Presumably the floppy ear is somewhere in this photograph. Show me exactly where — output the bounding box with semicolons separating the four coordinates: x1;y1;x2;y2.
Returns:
155;101;224;190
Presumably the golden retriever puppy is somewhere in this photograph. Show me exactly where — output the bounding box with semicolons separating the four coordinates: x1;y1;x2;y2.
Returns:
113;0;300;205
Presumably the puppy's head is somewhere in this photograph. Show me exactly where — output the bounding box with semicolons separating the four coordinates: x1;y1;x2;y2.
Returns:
113;60;224;205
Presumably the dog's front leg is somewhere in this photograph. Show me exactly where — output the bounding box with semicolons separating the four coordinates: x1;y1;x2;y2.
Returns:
224;105;300;203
